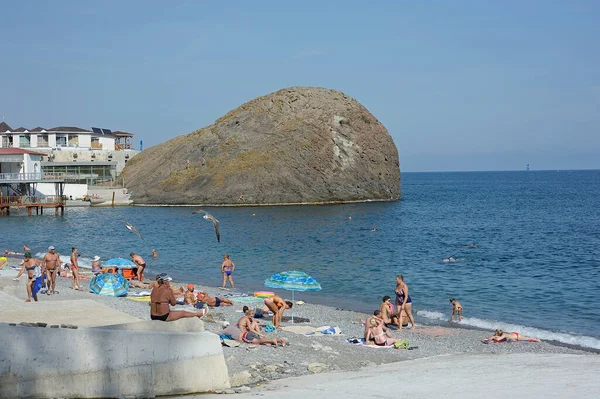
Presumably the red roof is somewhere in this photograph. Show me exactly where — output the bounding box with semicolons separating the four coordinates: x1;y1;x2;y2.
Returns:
0;148;45;156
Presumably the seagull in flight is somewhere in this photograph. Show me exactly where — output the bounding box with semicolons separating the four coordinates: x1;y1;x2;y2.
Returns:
123;220;143;240
192;209;220;242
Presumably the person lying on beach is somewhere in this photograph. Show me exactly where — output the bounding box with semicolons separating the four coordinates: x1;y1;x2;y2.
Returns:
484;329;541;343
263;295;293;328
14;252;41;302
150;273;207;321
195;289;233;307
5;250;24;256
449;298;463;322
365;318;407;348
236;306;286;347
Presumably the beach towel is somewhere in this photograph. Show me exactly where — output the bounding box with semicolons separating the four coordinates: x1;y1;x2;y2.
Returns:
281;325;342;336
231;296;264;304
32;275;44;297
345;337;410;349
128;291;151;296
125;296;150;302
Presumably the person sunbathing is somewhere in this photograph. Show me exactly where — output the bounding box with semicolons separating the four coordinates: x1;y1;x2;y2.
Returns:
485;329;541;343
195;289;233;307
380;296;400;327
365;318;407;348
363;310;393;343
236;306;286;347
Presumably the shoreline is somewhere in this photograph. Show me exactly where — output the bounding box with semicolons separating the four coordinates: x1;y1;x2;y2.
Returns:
3;254;599;353
130;197;399;207
1;264;596;391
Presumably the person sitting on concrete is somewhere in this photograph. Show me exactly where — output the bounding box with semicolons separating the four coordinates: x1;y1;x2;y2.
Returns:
150;273;207;321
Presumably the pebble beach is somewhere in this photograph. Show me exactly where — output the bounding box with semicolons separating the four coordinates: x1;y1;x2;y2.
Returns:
1;257;595;391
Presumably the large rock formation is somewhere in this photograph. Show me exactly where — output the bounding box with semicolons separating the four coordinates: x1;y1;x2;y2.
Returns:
123;87;400;205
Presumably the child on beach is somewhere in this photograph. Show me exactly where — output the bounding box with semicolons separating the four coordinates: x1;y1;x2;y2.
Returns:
449;298;463;322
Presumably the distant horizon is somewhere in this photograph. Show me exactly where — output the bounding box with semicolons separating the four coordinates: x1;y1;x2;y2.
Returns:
402;167;600;173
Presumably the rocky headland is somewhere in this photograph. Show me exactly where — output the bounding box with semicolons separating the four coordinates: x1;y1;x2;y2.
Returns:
123;87;400;205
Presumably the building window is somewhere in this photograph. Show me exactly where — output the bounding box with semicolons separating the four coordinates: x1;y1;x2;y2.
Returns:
91;137;102;149
38;134;49;147
19;136;31;148
68;136;79;147
56;135;67;147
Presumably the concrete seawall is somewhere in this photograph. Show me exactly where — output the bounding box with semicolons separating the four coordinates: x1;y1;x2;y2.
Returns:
0;320;230;398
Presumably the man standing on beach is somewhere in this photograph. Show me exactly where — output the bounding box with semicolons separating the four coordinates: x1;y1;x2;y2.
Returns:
221;254;235;289
42;246;60;295
130;252;146;282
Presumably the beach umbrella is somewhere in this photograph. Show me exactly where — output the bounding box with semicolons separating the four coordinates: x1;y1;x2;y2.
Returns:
264;270;322;323
103;258;136;269
90;273;129;297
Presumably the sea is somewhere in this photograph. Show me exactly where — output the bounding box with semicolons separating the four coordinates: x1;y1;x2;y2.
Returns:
2;170;599;349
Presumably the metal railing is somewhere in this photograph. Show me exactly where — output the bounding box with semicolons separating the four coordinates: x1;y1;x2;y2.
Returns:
0;172;70;181
0;195;64;206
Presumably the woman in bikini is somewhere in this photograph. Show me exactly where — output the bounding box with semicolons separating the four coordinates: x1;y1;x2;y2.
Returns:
486;329;541;343
150;273;207;321
263;295;293;328
14;252;41;302
394;274;416;331
365;318;406;348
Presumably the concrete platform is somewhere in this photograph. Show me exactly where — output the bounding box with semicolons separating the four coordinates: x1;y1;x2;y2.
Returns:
194;353;600;399
0;321;230;398
0;290;140;327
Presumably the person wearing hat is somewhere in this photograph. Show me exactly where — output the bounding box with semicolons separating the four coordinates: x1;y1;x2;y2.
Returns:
42;246;60;295
14;252;41;302
150;273;208;321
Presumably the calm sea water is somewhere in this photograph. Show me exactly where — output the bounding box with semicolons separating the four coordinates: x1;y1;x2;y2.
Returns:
3;170;600;348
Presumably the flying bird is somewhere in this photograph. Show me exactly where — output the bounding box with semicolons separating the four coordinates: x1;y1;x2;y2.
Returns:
123;220;143;240
192;209;220;242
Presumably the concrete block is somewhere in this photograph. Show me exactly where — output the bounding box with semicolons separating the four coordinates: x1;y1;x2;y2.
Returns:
0;322;230;398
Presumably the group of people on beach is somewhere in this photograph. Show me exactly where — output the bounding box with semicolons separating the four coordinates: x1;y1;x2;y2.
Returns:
13;245;84;301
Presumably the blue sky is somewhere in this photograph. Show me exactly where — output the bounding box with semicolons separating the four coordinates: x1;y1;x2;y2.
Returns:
1;1;599;171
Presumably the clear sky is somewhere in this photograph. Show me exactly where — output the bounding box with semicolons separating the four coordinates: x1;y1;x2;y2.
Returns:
1;1;599;172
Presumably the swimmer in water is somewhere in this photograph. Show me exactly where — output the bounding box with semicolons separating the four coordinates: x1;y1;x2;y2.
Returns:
371;227;377;232
443;257;456;262
152;249;159;259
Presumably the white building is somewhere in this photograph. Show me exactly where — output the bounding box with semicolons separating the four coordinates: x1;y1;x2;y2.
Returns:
0;122;139;199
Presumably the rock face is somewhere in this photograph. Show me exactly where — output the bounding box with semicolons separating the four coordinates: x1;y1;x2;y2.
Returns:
123;87;400;205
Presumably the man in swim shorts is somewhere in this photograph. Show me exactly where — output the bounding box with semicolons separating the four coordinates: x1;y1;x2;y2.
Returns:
221;254;235;289
130;252;146;282
42;246;60;295
196;289;233;307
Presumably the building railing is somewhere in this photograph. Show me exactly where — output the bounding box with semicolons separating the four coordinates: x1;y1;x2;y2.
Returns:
0;195;64;206
0;172;69;181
